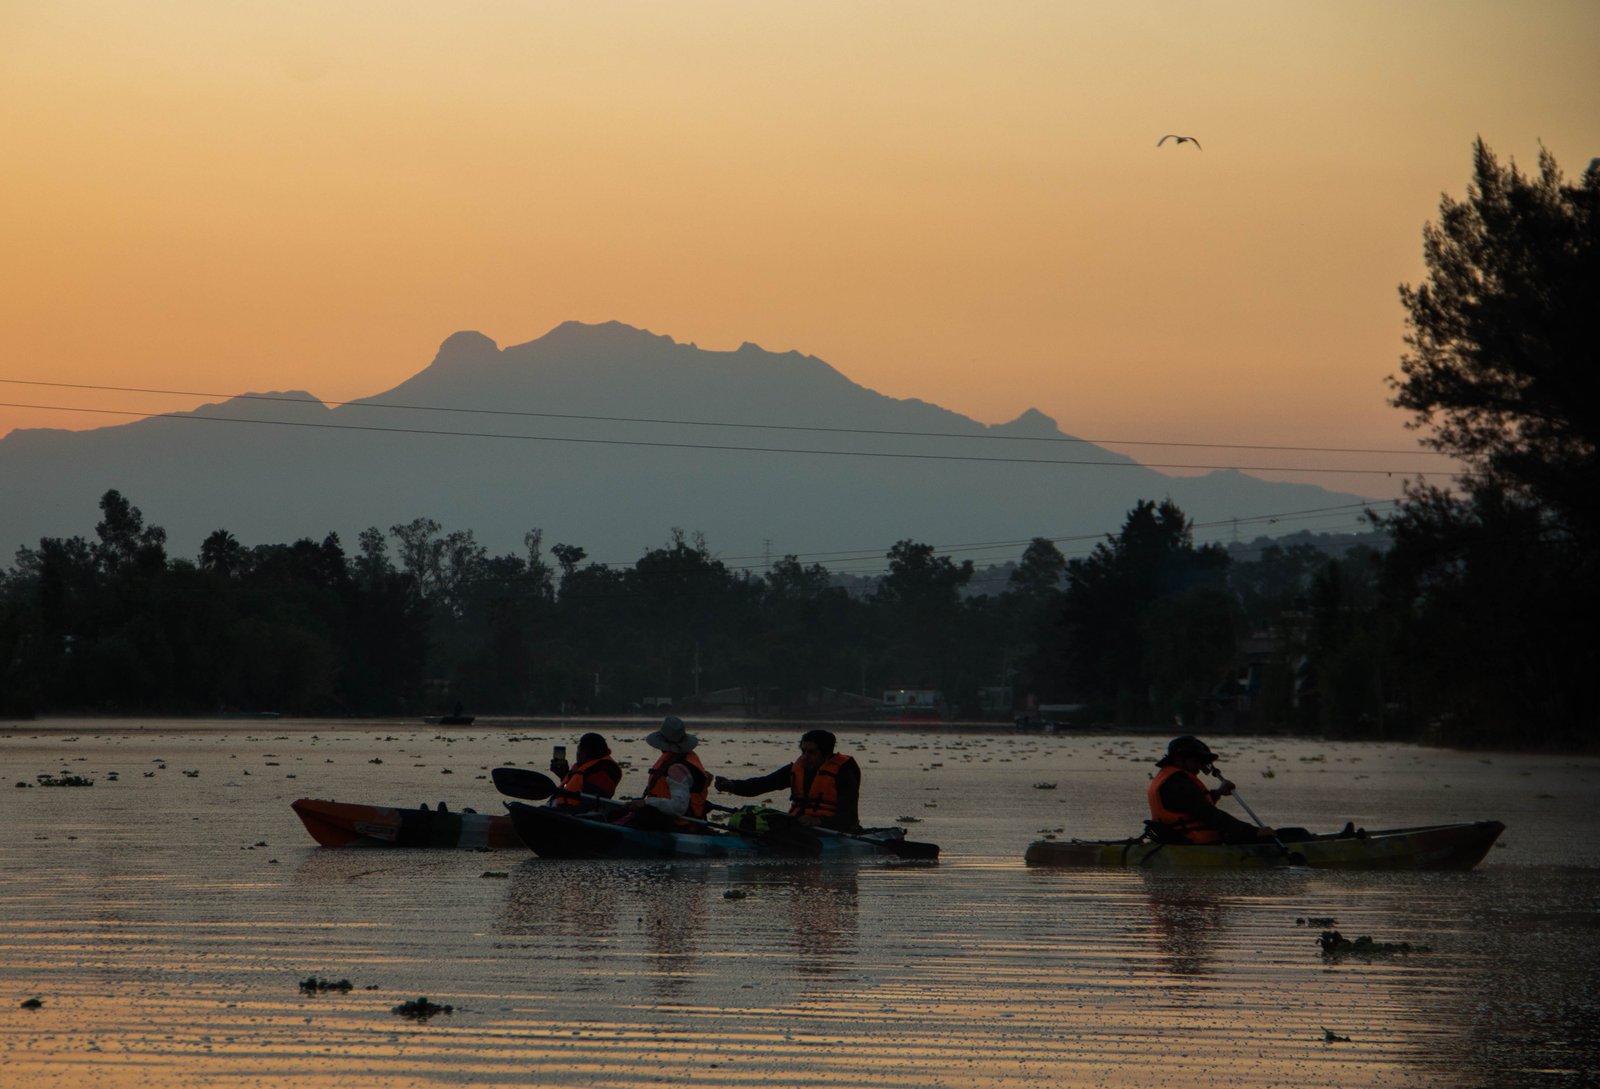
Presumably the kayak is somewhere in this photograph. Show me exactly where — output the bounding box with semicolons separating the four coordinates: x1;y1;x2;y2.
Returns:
1023;820;1505;870
291;798;519;849
505;801;938;860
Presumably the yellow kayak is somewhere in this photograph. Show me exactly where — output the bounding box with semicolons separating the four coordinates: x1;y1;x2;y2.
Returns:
1023;821;1505;870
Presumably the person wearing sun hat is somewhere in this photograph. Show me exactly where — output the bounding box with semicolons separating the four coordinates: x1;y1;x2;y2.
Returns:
1147;735;1274;844
620;716;712;830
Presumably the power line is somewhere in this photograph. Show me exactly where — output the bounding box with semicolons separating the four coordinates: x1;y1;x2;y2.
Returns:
0;376;1456;458
0;399;1458;479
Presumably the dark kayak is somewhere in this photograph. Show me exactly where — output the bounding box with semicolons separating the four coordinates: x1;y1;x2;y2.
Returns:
1023;820;1505;870
506;802;938;860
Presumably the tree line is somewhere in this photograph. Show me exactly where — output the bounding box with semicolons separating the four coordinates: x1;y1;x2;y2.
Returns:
1;142;1592;749
0;488;1368;729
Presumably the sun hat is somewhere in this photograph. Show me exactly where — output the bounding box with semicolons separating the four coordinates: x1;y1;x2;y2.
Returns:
1155;734;1219;768
645;715;698;754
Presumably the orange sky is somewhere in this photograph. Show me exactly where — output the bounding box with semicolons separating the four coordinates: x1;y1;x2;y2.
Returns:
2;1;1596;502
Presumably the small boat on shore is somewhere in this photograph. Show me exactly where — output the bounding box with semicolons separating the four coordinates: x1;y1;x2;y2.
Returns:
291;798;519;849
506;801;939;861
1023;820;1505;870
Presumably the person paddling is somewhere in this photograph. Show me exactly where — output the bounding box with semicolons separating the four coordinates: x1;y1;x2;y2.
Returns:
548;732;622;812
715;728;863;834
1148;735;1276;844
618;716;713;830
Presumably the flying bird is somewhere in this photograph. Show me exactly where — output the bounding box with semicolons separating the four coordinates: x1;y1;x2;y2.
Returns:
1157;134;1202;149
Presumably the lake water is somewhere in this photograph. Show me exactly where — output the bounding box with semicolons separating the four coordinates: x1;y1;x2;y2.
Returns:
3;720;1597;1088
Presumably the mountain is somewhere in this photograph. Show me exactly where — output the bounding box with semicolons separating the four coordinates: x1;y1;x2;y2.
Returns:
0;321;1374;568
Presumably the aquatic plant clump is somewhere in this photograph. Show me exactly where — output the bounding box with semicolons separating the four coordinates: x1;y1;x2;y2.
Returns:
299;977;354;994
1318;930;1432;957
36;773;94;787
392;997;453;1019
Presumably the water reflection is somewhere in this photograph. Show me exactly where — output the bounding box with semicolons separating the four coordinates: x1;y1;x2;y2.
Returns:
726;863;860;977
1135;872;1315;982
1142;879;1233;978
635;866;710;998
497;859;861;1000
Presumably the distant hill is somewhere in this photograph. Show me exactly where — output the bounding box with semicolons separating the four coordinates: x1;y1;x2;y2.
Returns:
0;320;1378;569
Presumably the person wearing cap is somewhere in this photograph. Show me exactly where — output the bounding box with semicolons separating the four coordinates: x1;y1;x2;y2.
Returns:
620;716;712;830
714;728;863;833
548;732;623;811
1148;735;1275;844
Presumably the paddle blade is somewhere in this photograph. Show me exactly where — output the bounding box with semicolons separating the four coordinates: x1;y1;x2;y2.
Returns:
491;766;558;801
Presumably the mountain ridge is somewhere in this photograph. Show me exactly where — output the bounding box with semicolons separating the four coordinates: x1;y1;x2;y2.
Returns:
0;320;1372;565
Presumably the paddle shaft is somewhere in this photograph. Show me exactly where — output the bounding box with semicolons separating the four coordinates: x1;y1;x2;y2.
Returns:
1206;765;1266;827
1208;766;1305;863
1230;787;1268;829
494;765;742;808
492;766;737;832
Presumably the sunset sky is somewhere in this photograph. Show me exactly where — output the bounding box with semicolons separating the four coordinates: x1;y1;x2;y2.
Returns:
2;1;1595;502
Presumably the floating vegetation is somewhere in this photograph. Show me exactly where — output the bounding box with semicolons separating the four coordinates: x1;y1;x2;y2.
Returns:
1032;782;1057;790
14;781;31;789
36;773;94;787
479;871;509;879
392;996;453;1019
895;815;921;824
21;997;43;1009
1318;930;1431;957
723;889;748;900
182;769;200;778
299;977;354;994
1322;1027;1351;1042
1297;916;1337;927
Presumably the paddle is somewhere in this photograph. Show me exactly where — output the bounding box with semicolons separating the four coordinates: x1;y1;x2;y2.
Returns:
491;766;724;825
1208;765;1306;865
811;822;940;860
492;766;738;818
717;802;940;861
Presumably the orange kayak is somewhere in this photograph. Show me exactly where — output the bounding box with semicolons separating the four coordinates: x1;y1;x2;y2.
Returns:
291;798;519;849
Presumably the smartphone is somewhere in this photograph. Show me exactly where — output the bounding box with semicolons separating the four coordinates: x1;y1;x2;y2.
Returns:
553;745;567;762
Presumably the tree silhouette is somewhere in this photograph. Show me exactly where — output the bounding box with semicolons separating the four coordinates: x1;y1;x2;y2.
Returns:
1383;142;1599;745
1053;500;1229;721
1392;139;1600;540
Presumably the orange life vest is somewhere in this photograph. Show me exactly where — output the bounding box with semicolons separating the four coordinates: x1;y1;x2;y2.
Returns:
555;755;622;808
1147;766;1224;844
645;751;711;819
789;753;853;819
